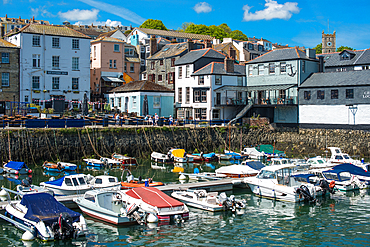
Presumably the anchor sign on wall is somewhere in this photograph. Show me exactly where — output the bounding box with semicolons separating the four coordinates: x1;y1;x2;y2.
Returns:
287;64;297;77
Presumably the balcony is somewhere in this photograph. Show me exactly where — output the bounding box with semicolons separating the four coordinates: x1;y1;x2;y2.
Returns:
214;96;297;107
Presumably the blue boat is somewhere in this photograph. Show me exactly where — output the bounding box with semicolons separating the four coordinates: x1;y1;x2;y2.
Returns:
3;161;32;175
43;161;77;172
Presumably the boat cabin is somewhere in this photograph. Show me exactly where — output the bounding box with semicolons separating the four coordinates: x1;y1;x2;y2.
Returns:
270;158;292;166
256;164;302;187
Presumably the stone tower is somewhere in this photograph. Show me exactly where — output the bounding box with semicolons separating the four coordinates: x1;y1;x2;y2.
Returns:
322;31;336;53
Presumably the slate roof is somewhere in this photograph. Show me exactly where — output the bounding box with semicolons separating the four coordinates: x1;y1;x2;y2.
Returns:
175;48;226;66
300;70;370;88
0;38;18;48
91;36;125;43
109;80;174;93
246;47;317;64
147;42;187;60
320;49;370;67
192;62;246;76
133;28;213;40
97;29;125;39
6;23;91;39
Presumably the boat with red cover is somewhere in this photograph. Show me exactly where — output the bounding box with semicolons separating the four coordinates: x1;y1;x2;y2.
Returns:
112;153;137;166
122;187;189;222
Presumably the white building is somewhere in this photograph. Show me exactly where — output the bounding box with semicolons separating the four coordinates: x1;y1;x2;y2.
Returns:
6;24;91;111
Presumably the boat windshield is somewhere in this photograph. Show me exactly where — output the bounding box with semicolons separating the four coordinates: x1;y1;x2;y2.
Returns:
335;155;343;160
78;177;86;185
317;159;325;164
256;170;276;179
323;172;339;181
343;155;350;160
338;172;351;181
276;168;292;185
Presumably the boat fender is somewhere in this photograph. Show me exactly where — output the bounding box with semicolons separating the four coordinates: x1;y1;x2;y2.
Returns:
146;213;158;223
22;230;35;241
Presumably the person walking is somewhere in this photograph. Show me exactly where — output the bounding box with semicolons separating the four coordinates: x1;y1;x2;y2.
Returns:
169;115;173;126
154;113;159;126
149;115;153;126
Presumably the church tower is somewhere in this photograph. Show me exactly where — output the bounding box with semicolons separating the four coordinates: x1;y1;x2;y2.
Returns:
322;31;336;53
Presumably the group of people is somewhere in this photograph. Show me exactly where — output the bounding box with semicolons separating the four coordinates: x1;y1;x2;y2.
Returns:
144;113;175;126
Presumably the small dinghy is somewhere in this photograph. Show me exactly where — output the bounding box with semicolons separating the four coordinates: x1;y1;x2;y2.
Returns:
112;153;137;166
74;190;156;225
83;158;105;167
1;192;87;241
43;161;77;172
120;170;164;189
151;151;173;163
3;161;32;175
171;189;246;212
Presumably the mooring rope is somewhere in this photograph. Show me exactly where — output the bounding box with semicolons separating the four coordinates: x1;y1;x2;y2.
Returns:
142;127;153;153
25;129;37;166
7;130;11;161
85;127;101;158
53;129;60;162
44;131;56;162
77;128;88;158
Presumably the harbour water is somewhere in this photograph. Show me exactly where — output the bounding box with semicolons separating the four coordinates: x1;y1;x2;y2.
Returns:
0;159;369;246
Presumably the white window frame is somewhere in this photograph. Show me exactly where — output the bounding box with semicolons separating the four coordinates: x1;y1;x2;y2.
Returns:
32;76;40;89
72;39;79;49
72;78;79;90
186;65;190;78
52;37;60;48
52;56;60;69
32;54;40;68
153;96;161;108
72;57;79;70
32;35;40;47
132;96;137;108
114;44;120;52
2;53;9;63
258;64;264;75
1;72;10;87
52;77;60;89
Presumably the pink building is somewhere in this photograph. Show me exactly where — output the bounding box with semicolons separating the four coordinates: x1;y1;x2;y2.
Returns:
90;36;140;102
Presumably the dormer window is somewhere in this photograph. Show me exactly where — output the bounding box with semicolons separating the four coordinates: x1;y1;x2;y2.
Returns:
248;44;253;50
258;45;263;51
341;52;350;60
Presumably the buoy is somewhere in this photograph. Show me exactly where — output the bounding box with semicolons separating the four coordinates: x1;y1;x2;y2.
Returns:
0;189;9;201
146;213;158;223
179;174;186;180
22;230;35;241
28;169;32;173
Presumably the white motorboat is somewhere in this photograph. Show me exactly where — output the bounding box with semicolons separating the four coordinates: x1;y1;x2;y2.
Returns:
171;189;246;212
215;153;233;160
73;190;155;225
1;192;87;241
169;149;194;163
40;174;120;196
83;158;105;167
215;160;265;178
122;187;189;222
244;164;318;203
100;157;121;167
3;161;32;175
327;147;368;168
151;151;173;163
307;156;334;169
241;148;266;160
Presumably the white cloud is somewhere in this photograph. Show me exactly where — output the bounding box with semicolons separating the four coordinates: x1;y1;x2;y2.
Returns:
75;19;123;27
58;9;99;22
31;6;56;18
3;0;11;4
78;0;145;25
243;0;300;21
193;2;212;14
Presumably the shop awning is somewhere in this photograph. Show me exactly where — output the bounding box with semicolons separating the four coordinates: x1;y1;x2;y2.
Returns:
214;86;248;92
101;76;124;83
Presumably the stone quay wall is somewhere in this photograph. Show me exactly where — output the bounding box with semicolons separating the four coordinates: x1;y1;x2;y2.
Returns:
0;127;369;164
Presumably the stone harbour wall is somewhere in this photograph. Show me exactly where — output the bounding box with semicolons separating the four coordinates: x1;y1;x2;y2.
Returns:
0;126;369;165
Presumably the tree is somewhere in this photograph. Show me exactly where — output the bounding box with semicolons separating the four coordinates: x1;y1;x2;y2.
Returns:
218;23;231;34
229;30;248;41
313;43;322;54
337;46;354;52
140;19;167;30
178;22;194;32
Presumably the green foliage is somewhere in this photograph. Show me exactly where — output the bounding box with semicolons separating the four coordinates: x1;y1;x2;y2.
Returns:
337;46;354;52
218;23;232;34
184;23;248;42
229;30;248;41
140;19;167;30
124;30;132;35
178;22;194;32
313;43;322;54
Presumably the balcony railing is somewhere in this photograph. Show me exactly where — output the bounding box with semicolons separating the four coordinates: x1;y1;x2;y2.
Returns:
214;96;297;106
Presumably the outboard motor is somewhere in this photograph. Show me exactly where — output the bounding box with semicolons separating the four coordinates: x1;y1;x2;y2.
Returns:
173;214;183;223
319;179;335;195
52;212;75;239
126;204;143;224
296;185;316;202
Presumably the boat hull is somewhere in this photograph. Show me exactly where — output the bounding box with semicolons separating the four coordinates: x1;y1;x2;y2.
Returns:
247;183;302;203
77;204;137;225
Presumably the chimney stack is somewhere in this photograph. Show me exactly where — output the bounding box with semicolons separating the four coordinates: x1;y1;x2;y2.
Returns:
318;56;324;72
0;26;4;39
306;48;316;59
204;39;212;48
224;57;234;73
229;46;236;60
187;39;193;52
150;35;157;56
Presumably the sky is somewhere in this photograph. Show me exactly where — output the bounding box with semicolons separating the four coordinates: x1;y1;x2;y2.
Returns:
2;0;370;50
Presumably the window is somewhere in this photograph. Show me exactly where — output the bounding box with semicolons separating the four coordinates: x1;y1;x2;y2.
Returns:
169;72;174;84
153;96;160;108
52;37;60;48
114;60;117;69
124;48;134;56
248;44;253;50
1;53;9;63
151;61;155;70
201;90;207;102
72;78;79;90
248;65;253;76
215;75;222;85
114;44;120;52
193;89;207;103
32;76;40;89
186;65;190;78
346;89;354;99
72;57;79;70
93;46;96;58
195;108;207;120
171;58;175;67
130;63;134;72
52;56;60;69
302;61;305;73
160;60;163;65
118;98;121;107
317;90;325;99
258;45;263;51
199;76;204;85
341;53;350;60
25;95;29;102
132;96;137;108
72;39;79;49
32;54;40;68
158;75;163;81
1;73;9;87
331;90;338;99
304;91;311;100
178;87;182;103
237;76;243;86
124;63;127;72
280;62;286;73
258;64;264;75
186;87;190;103
32;98;39;106
212;109;220;119
109;60;112;68
32;35;40;46
52;77;60;89
178;67;182;79
269;63;275;74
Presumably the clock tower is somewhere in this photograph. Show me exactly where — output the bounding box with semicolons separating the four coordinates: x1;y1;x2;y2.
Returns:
322;31;336;53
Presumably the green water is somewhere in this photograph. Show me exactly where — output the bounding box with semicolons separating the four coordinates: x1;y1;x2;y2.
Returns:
0;159;369;246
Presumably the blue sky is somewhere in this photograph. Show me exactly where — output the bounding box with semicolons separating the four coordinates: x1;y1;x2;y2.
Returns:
2;0;370;50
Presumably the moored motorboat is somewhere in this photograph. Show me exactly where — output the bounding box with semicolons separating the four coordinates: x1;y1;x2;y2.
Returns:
3;161;32;175
43;161;77;172
73;190;154;225
112;153;137;166
122;187;189;222
151;151;173;163
120;171;164;189
1;192;87;241
169;149;194;163
215;160;265;178
171;189;246;212
83;158;105;167
100;157;122;168
192;152;219;162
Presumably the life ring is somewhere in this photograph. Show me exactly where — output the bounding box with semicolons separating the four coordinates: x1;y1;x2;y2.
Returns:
329;181;335;189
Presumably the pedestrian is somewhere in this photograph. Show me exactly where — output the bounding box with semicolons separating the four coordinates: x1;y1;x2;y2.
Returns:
149;115;153;126
154;113;159;126
115;113;120;125
169;115;173;126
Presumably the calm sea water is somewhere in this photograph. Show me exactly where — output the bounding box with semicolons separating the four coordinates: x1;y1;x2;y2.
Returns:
0;159;369;246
